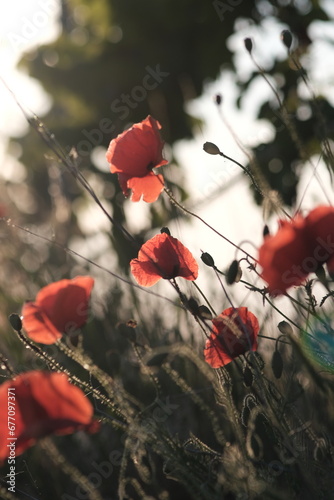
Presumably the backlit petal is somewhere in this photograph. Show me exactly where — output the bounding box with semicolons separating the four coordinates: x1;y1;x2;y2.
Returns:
127;173;164;203
130;233;198;286
0;371;98;462
22;276;94;344
204;307;259;368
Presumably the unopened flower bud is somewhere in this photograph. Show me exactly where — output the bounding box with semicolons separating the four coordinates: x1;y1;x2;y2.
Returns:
226;260;242;284
201;252;215;267
243;366;253;387
187;297;200;316
278;321;293;336
263;225;270;237
281;30;293;50
9;313;22;332
160;227;171;235
198;305;212;320
244;37;253;54
203;142;221;155
215;94;222;106
271;349;283;379
315;265;326;285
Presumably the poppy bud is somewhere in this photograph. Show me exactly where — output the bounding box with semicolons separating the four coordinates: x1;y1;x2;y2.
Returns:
9;313;22;332
198;305;212;320
263;225;270;237
281;30;293;50
201;252;215;267
160;227;171;236
315;265;327;285
277;321;293;336
226;260;242;284
250;434;262;459
179;292;188;306
203;142;221;155
187;297;200;316
243;366;253;387
271;349;283;379
244;37;253;54
215;94;222;106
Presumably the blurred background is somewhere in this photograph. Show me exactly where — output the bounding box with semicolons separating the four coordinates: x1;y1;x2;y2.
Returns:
1;1;334;498
1;0;334;310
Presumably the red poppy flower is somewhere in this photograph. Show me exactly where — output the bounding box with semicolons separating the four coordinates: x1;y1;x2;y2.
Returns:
0;371;99;462
258;206;334;295
22;276;94;344
304;205;334;242
106;115;168;202
204;307;259;368
258;216;309;294
130;233;198;287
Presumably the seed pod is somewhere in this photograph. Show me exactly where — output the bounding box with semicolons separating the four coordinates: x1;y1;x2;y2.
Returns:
281;30;293;50
241;401;251;427
203;142;220;155
201;252;215;267
244;37;253;54
198;305;212;320
179;292;188;306
271;349;283;379
226;260;242;284
278;321;293;336
315;265;327;286
263;224;270;237
243;366;253;387
160;227;171;235
9;313;22;332
187;297;200;316
250;434;262;459
215;94;222;106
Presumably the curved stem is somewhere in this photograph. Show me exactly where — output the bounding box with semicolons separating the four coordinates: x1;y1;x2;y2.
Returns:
163;186;258;263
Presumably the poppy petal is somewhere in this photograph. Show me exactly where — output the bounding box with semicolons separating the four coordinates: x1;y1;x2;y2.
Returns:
117;173;131;197
258;218;309;294
258;206;334;294
204;307;259;368
0;371;98;462
106;116;168;177
22;276;94;344
127;173;164;203
130;259;163;287
21;302;63;344
106;116;168;203
305;205;334;260
130;233;198;286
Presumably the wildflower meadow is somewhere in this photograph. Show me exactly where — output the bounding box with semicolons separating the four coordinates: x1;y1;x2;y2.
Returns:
0;2;334;499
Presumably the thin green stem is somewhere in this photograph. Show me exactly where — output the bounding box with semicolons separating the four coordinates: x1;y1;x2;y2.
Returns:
163;187;258;263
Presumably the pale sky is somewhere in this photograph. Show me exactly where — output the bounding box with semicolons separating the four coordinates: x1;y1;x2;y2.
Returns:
0;0;60;139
